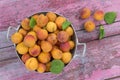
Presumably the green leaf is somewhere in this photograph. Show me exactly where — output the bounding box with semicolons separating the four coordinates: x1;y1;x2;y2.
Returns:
50;60;64;74
104;12;117;24
62;21;71;30
29;17;36;28
99;25;105;40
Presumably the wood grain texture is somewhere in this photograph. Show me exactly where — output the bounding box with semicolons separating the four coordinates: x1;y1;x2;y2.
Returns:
77;22;120;43
1;0;120;80
84;35;120;79
0;47;84;80
0;0;120;31
0;34;120;80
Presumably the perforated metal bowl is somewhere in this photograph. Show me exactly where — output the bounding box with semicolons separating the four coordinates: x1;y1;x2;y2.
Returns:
7;12;86;73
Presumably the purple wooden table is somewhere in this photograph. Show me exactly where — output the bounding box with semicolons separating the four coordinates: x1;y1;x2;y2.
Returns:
0;0;120;80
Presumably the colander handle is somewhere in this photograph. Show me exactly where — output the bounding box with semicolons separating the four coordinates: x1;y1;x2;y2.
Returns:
73;39;86;59
7;25;20;41
77;42;86;57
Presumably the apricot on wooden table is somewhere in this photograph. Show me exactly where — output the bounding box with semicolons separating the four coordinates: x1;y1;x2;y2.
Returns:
80;8;91;19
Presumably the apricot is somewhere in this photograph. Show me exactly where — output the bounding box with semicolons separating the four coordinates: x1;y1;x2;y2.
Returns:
29;45;41;57
36;14;49;27
23;35;36;47
62;52;72;64
68;41;75;49
33;25;41;32
84;21;95;32
18;28;27;36
32;14;39;21
11;32;23;44
46;12;57;21
37;63;46;73
46;22;57;32
45;62;51;72
25;57;38;71
51;48;62;60
80;8;91;19
21;18;30;30
47;33;57;45
37;29;48;40
27;31;37;41
16;42;28;54
60;42;71;52
55;16;66;29
93;10;104;21
54;29;60;35
21;53;31;63
57;31;69;43
38;52;51;63
41;41;52;52
65;26;74;36
52;46;59;50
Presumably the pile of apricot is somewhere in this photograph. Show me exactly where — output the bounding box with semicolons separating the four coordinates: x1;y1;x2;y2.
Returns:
11;12;75;73
80;8;104;32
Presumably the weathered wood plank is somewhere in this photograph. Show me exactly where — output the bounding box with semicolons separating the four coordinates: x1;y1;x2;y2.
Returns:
85;66;120;80
0;48;84;80
77;22;120;43
0;0;120;31
0;34;120;80
83;35;120;79
0;30;14;48
1;0;120;80
0;46;16;61
1;22;120;48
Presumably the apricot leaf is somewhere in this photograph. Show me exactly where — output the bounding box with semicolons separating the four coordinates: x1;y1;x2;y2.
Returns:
50;60;64;74
29;17;36;28
104;12;117;24
99;25;105;39
62;21;71;30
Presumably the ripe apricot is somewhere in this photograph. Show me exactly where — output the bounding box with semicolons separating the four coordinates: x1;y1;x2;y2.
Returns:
62;52;72;64
55;16;66;29
32;14;39;21
93;10;104;21
84;21;95;32
33;25;41;32
60;42;71;52
51;48;62;60
21;18;30;30
36;14;49;27
80;8;91;19
27;31;37;41
41;41;52;53
68;41;75;49
18;28;27;36
23;35;36;47
38;52;51;63
46;22;57;32
57;31;69;43
37;29;48;40
25;57;38;71
65;26;74;36
21;53;31;63
11;32;23;44
46;12;57;22
37;63;46;73
29;45;41;57
47;33;57;45
16;42;28;54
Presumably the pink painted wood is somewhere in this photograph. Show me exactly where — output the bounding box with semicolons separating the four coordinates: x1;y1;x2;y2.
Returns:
0;0;120;80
